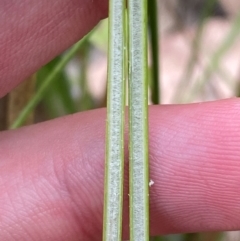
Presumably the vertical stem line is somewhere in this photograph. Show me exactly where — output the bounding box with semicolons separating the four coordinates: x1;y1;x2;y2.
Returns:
10;34;90;129
148;0;160;104
8;75;36;127
128;0;149;239
103;0;125;240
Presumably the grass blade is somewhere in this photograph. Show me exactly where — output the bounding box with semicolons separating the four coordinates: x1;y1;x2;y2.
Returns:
10;33;90;129
128;0;149;239
38;56;77;118
0;75;35;130
148;0;160;104
184;10;240;103
8;75;36;127
173;0;219;103
102;0;125;240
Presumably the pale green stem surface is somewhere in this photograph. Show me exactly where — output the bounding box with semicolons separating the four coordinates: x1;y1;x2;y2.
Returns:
128;0;149;240
10;33;90;129
102;0;125;240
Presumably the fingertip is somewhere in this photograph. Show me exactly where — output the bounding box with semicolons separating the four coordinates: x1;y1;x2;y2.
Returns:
0;0;108;97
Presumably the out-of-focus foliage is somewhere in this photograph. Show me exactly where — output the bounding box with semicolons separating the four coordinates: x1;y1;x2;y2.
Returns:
35;19;109;122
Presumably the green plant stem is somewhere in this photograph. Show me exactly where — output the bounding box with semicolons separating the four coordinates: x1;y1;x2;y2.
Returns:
150;236;165;241
10;33;90;129
183;10;240;103
102;0;125;240
8;75;36;127
173;0;218;103
37;56;77;117
78;43;94;111
128;0;149;239
148;0;160;104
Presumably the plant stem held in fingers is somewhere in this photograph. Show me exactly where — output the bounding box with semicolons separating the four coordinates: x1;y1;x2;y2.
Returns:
102;0;126;240
128;0;149;239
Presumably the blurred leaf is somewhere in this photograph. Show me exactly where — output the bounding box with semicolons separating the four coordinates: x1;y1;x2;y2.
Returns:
77;42;95;111
89;19;108;52
173;0;219;103
148;0;160;104
37;56;77;118
11;33;90;129
185;9;240;102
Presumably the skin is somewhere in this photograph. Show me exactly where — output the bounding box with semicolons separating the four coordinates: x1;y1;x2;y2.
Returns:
1;0;240;240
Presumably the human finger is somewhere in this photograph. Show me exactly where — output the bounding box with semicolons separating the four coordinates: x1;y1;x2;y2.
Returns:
0;99;240;240
0;0;108;97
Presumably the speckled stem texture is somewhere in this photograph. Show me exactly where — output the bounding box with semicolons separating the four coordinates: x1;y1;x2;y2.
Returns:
103;0;125;240
128;0;149;240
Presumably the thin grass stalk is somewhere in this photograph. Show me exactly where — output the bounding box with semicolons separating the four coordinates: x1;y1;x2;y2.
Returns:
173;0;218;103
0;75;35;130
102;0;125;240
78;43;94;111
184;10;240;103
148;0;160;104
8;74;36;127
37;56;77;117
151;236;165;241
128;0;149;239
10;33;90;129
182;0;218;81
